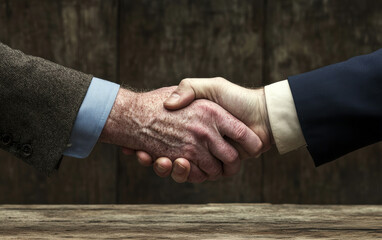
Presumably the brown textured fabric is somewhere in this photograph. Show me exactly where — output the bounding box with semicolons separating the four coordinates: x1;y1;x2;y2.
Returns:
0;42;92;175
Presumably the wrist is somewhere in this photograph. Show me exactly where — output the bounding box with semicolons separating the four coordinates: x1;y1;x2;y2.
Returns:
99;88;138;145
254;87;275;146
259;88;275;145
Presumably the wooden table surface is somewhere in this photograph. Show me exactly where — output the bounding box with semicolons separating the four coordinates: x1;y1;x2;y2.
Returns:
0;204;381;239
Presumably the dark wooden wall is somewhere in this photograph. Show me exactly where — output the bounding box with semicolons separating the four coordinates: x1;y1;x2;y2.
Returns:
0;0;381;204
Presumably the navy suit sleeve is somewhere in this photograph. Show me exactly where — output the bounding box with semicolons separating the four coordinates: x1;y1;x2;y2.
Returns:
288;49;382;166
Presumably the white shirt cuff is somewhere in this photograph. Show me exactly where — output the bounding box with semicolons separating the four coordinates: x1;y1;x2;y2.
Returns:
264;80;306;154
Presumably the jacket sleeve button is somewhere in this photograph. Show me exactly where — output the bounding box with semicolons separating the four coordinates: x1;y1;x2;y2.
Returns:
1;134;12;146
21;144;33;157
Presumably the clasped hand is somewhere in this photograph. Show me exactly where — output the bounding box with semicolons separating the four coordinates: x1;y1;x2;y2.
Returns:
101;78;273;183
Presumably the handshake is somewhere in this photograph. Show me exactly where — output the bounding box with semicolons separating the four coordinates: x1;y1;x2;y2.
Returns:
2;42;377;177
99;77;274;183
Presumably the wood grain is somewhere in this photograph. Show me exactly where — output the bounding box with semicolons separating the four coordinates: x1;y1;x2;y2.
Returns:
0;204;381;239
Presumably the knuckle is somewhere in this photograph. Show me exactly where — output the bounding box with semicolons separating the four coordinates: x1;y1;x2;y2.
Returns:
250;138;264;157
213;77;226;82
233;124;248;142
256;141;264;153
198;101;218;116
182;144;198;159
193;127;211;141
226;149;239;164
179;78;192;87
207;165;223;178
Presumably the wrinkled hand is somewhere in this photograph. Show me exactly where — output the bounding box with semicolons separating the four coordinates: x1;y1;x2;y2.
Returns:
125;78;274;183
101;86;263;183
166;78;273;151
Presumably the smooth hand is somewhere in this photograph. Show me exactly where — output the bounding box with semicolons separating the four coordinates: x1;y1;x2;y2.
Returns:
101;86;262;183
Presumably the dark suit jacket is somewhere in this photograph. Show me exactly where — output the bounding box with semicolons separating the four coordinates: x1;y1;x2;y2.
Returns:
288;49;382;166
0;42;92;174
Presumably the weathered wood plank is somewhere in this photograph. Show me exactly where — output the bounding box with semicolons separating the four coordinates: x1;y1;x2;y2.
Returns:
262;0;382;204
118;0;265;203
0;0;119;203
0;204;380;239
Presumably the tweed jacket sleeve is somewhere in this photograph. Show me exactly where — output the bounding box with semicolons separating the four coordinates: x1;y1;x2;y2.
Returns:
0;42;93;175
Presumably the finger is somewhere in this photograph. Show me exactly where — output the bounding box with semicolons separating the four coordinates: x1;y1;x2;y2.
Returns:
195;153;223;180
225;137;251;160
153;157;173;178
207;136;241;177
187;161;208;183
136;151;153;166
164;80;196;110
218;115;263;158
164;78;223;110
171;158;191;183
121;148;135;155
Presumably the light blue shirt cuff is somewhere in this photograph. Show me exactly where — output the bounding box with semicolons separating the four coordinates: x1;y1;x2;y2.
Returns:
63;77;120;158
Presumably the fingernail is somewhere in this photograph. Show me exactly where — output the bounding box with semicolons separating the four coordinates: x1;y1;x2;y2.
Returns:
165;93;180;104
174;164;186;174
157;165;167;173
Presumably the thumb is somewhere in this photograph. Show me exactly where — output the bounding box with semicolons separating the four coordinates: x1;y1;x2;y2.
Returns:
164;79;197;110
164;78;224;110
